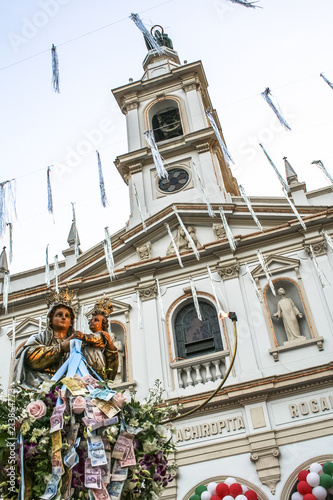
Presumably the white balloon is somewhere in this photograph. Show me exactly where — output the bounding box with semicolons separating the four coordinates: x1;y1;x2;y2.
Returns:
222;497;234;500
310;463;323;475
235;496;247;500
291;493;304;500
307;472;320;487
312;485;328;500
201;492;212;500
241;485;248;493
207;482;217;494
224;477;236;485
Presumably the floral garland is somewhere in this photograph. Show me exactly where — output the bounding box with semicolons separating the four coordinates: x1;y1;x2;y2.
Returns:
189;478;259;500
0;379;178;500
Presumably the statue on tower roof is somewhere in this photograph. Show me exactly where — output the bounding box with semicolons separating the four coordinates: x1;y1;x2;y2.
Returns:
144;25;173;51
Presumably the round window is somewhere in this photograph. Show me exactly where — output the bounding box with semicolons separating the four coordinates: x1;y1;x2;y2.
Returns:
158;168;189;193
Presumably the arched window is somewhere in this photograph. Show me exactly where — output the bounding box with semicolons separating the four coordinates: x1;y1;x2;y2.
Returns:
174;300;222;359
149;99;183;142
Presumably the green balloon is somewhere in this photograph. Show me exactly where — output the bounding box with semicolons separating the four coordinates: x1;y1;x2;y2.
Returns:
189;495;201;500
195;485;207;495
323;462;333;476
320;473;333;489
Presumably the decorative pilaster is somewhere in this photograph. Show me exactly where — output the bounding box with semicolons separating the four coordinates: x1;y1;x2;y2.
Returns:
249;434;281;494
137;283;158;301
217;263;240;281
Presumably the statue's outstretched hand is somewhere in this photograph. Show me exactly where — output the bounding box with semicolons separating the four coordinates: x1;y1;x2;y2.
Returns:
74;330;84;340
60;334;75;352
101;331;116;351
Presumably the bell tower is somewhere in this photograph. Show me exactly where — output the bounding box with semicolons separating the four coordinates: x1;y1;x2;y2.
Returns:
112;26;239;229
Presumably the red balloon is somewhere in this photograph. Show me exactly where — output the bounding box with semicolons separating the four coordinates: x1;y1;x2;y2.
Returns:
245;491;258;500
303;495;316;500
211;496;223;500
297;481;312;495
298;470;310;482
216;483;229;498
229;483;243;497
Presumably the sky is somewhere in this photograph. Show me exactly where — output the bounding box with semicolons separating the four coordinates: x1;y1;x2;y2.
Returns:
1;0;333;275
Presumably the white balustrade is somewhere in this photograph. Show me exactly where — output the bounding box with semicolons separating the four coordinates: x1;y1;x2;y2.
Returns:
170;350;229;389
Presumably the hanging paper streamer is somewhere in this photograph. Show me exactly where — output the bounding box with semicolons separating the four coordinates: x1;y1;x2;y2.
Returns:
129;13;164;55
7;223;13;264
46;166;54;215
192;161;215;217
133;183;147;232
189;277;202;321
282;187;307;231
320;72;333;90
322;230;333;252
308;244;326;287
136;290;143;329
144;130;168;179
227;0;262;7
164;222;183;268
45;244;51;287
239;184;263;232
0;179;17;238
71;202;80;257
261;87;291;131
156;278;165;321
39;316;43;334
257;249;276;296
206;264;221;309
54;255;59;292
103;226;115;281
11;316;16;358
3;271;10;313
259;144;290;192
245;262;263;303
206;110;234;165
51;44;60;93
311;160;333;184
218;206;237;252
173;207;200;260
96;150;108;208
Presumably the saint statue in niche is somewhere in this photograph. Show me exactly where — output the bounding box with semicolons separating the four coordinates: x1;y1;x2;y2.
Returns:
273;287;304;341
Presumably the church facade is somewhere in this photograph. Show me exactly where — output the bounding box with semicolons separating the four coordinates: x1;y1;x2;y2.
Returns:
1;31;333;500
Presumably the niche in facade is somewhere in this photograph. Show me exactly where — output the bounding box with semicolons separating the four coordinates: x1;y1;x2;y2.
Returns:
110;322;127;385
150;99;183;142
174;299;222;359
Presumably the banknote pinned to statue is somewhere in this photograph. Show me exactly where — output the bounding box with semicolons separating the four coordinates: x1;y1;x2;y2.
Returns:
91;398;121;419
40;473;62;499
111;431;134;461
88;435;107;467
50;403;66;433
62;375;88;396
111;460;128;482
84;458;102;490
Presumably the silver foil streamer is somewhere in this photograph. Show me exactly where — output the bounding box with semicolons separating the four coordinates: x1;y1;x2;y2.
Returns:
156;278;165;321
189;276;202;321
137;290;143;329
3;271;10;313
206;110;234;165
227;0;262;7
133;183;147;232
245;262;263;303
259;143;290;192
103;226;115;281
71;202;80;257
54;255;59;292
45;244;51;287
7;223;13;263
0;180;17;238
320;73;333;90
129;13;164;55
173;207;200;260
239;184;263;232
206;264;221;309
144;130;168;179
218;206;237;252
47;166;53;214
192;161;215;217
322;230;333;252
282;187;306;231
96;150;108;208
165;222;183;268
51;44;60;93
311;160;333;184
309;244;326;288
11;316;16;358
257;249;276;296
261;87;291;131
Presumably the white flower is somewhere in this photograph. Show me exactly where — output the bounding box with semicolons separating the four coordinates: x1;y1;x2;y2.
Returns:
142;422;151;431
129;418;139;427
143;438;158;454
